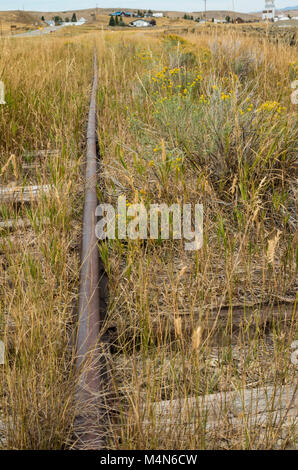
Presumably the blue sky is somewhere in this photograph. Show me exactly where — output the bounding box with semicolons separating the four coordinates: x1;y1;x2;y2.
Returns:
0;0;296;13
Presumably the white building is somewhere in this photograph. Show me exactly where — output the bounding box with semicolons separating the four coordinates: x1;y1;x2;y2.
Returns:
153;12;163;17
262;0;276;20
130;19;151;27
62;17;87;26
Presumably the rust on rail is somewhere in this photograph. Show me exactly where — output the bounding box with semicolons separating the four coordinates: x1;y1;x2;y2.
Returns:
75;48;107;449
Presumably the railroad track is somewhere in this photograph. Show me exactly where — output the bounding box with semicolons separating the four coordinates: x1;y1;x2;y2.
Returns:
0;47;110;450
74;48;110;450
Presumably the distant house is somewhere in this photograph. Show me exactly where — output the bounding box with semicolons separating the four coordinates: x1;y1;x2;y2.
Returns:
111;11;131;17
153;13;163;17
45;20;55;26
130;19;151;27
62;17;86;26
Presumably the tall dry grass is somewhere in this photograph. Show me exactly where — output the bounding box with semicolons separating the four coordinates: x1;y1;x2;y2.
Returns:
0;27;296;450
0;35;94;448
94;30;297;449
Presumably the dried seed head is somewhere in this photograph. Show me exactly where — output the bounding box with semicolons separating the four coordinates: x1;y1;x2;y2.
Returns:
178;265;187;280
267;230;281;265
231;175;237;195
192;325;202;351
174;317;182;338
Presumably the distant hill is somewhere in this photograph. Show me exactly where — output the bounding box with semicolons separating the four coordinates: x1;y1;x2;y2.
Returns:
0;8;259;23
254;5;298;15
279;5;298;11
0;10;42;33
0;10;41;25
192;10;258;20
2;7;297;27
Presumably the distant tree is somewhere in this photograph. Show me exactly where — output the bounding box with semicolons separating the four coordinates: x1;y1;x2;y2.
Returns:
148;9;153;16
71;13;77;22
119;16;125;26
212;17;214;22
109;15;115;26
225;15;231;23
150;19;156;25
65;17;70;23
183;14;194;20
53;16;63;25
41;16;45;21
115;15;119;25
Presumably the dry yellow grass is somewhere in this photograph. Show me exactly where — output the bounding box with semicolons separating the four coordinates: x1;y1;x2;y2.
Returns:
0;34;94;448
0;26;297;449
94;30;297;449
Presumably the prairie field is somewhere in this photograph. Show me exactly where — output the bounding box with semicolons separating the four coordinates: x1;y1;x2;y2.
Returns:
0;26;297;450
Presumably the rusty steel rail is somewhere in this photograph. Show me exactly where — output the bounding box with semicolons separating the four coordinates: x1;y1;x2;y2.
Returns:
75;48;107;449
